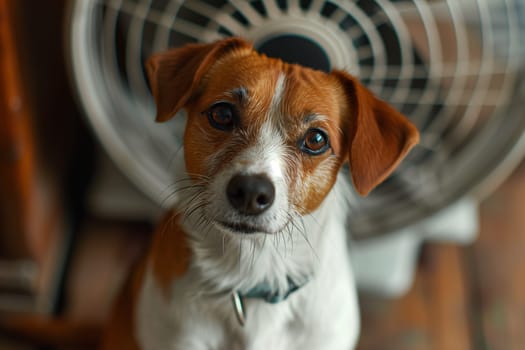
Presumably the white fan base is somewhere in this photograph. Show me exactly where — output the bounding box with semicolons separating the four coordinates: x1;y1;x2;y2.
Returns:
351;198;479;297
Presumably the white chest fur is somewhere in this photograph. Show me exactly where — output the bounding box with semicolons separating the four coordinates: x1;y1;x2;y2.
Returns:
135;177;360;350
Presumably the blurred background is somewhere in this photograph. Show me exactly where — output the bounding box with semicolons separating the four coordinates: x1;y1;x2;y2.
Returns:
1;0;525;349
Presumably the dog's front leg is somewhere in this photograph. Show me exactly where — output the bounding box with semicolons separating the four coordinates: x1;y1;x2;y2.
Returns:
292;223;361;350
295;280;360;350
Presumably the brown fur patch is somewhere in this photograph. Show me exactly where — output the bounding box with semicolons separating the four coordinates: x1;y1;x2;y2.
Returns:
332;70;420;195
102;212;192;349
149;212;192;297
101;256;146;350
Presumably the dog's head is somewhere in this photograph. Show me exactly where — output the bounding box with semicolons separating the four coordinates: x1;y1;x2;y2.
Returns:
146;38;419;236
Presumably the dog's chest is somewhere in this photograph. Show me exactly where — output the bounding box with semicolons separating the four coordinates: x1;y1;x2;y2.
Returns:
135;180;359;350
136;256;358;348
136;269;357;350
136;270;309;349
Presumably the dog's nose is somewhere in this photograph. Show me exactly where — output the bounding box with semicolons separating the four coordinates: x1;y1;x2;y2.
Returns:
226;174;275;215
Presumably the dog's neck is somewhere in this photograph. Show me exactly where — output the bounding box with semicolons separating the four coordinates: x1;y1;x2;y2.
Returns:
178;173;352;299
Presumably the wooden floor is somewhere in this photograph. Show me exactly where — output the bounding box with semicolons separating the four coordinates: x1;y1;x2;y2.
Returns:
357;162;525;350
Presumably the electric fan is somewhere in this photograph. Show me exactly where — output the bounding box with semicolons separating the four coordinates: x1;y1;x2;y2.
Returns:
68;0;525;294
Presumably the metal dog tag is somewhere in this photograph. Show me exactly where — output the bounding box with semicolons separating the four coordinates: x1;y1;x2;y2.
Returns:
231;291;246;326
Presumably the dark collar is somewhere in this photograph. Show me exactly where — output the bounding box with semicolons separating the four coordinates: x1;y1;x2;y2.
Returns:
242;276;304;303
231;277;308;326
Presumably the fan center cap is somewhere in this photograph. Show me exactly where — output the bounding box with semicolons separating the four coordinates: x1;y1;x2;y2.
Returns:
257;34;331;72
247;17;358;75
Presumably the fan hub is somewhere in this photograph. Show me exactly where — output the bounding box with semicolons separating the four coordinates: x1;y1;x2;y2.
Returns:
244;17;359;75
257;34;331;72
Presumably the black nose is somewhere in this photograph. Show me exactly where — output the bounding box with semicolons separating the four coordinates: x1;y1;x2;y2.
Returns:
226;174;275;215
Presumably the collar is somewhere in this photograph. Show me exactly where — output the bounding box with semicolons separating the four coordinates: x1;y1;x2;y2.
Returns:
231;277;308;326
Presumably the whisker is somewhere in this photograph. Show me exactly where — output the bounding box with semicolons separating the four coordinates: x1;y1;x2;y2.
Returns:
160;183;206;208
286;222;294;254
190;207;209;228
182;200;207;224
238;238;243;274
250;233;268;266
249;239;257;269
296;215;319;261
271;234;285;263
202;218;216;242
162;175;210;191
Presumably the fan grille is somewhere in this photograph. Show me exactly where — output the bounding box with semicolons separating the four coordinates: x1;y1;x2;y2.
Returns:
69;0;525;238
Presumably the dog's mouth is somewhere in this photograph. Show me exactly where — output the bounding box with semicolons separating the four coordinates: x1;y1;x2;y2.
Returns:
215;221;269;235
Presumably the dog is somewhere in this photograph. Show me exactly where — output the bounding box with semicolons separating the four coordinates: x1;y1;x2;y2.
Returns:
101;37;419;350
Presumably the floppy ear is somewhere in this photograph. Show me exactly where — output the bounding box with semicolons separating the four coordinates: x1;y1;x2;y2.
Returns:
145;37;252;122
332;70;419;196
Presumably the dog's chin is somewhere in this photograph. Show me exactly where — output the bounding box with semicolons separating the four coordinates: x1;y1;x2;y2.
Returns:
214;221;273;236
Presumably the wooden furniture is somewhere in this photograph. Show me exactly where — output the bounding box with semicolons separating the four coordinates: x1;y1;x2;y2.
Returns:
0;0;87;314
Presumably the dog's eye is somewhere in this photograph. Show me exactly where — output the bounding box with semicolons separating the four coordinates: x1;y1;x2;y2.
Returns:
301;128;330;155
207;103;237;131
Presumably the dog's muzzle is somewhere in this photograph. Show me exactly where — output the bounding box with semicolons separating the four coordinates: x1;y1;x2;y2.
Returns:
226;174;275;216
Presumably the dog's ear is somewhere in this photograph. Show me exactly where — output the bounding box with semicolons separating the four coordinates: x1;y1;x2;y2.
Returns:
332;70;419;196
145;38;252;122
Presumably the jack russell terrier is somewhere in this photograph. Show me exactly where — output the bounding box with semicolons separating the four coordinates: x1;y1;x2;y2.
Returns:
102;37;419;350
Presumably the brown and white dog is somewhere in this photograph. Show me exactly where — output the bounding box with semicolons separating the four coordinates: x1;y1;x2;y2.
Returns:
102;37;419;350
